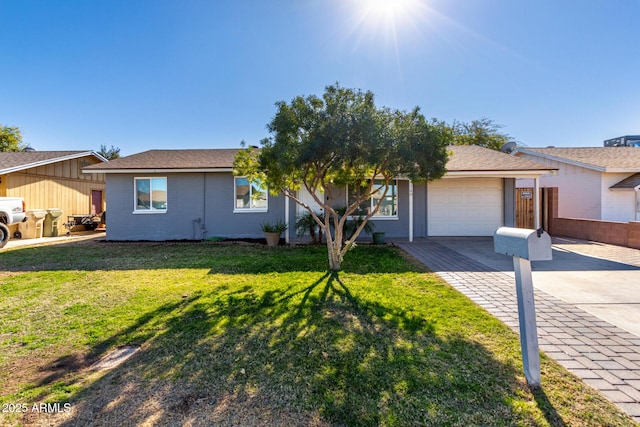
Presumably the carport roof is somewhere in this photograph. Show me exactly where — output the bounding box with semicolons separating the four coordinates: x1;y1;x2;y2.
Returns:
0;151;107;174
83;145;555;176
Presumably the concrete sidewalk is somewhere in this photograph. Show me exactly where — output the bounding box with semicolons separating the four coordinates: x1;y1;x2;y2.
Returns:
1;232;104;251
395;238;640;423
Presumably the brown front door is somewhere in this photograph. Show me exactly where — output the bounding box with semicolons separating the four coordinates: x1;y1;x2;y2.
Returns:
515;187;534;228
91;190;103;215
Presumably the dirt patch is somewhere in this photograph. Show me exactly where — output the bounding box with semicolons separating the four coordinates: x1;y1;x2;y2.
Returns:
0;271;23;279
1;349;94;398
16;379;332;427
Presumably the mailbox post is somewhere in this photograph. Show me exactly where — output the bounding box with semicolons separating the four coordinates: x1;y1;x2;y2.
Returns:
494;227;552;387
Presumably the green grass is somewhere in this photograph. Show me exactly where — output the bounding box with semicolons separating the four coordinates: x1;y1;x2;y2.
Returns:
0;241;636;426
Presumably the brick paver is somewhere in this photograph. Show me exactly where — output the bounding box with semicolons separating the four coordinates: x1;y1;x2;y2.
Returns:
395;238;640;423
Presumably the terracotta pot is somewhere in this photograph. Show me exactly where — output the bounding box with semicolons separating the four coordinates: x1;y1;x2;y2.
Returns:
264;232;281;247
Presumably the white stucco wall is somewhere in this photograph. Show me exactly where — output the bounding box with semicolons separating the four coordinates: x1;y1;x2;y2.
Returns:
515;154;602;219
601;173;636;222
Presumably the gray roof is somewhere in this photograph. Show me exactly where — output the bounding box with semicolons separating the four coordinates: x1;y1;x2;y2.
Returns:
0;151;107;174
83;149;240;172
514;147;640;172
84;145;553;175
610;173;640;190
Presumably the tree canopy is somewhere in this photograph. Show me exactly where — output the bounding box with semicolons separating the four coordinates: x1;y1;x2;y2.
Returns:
234;84;451;270
450;117;516;151
98;144;121;160
0;124;26;152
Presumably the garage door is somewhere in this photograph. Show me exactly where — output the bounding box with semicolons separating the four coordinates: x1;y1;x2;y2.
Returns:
428;178;503;236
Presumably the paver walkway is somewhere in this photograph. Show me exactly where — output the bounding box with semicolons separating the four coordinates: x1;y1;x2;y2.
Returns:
395;238;640;423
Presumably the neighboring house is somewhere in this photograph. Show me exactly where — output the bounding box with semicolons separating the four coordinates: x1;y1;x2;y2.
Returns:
513;147;640;222
0;151;108;235
83;145;554;241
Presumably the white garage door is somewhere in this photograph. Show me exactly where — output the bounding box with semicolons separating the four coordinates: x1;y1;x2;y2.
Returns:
428;178;503;236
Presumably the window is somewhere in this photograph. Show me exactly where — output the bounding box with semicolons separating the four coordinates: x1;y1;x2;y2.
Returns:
134;177;167;213
348;179;397;218
234;177;267;211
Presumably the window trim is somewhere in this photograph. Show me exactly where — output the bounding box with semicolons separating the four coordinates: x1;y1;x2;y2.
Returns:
233;176;268;213
133;177;168;214
346;178;399;220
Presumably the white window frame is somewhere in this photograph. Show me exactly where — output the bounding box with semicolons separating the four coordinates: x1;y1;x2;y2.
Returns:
133;177;168;214
233;176;268;213
347;179;399;220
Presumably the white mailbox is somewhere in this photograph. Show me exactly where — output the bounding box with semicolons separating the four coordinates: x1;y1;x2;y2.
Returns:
494;227;552;261
493;227;553;387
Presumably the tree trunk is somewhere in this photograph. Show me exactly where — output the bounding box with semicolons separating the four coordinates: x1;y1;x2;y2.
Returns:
325;225;343;271
327;242;342;271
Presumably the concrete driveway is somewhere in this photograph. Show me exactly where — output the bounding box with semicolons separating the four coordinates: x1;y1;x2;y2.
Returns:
430;236;640;338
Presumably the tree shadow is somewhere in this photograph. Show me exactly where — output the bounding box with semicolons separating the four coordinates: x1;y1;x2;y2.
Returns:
15;270;571;426
22;293;205;390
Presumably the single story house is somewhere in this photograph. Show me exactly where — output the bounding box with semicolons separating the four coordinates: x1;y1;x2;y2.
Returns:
513;147;640;222
83;145;555;241
0;151;107;235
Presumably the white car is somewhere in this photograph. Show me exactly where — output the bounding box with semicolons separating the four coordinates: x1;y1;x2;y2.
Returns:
0;197;26;248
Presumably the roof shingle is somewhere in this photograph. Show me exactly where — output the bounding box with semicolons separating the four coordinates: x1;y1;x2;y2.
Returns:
447;145;552;171
610;173;640;190
84;146;552;173
84;149;240;171
515;147;640;171
0;151;103;174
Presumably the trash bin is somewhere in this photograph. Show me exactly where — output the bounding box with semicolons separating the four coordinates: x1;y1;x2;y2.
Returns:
44;208;63;237
18;209;48;239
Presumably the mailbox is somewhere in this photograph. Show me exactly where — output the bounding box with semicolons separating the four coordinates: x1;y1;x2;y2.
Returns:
493;226;553;387
494;227;552;261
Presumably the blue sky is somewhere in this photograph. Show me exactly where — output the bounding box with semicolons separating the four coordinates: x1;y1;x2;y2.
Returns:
1;0;639;156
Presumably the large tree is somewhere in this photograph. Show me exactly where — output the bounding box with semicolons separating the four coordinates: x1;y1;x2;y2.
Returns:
0;124;26;152
234;84;451;271
450;117;516;151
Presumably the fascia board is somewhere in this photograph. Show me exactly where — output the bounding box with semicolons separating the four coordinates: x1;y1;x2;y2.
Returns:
604;168;640;173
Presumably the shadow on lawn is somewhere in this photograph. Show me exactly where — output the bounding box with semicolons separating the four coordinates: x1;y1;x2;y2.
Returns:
23;272;567;427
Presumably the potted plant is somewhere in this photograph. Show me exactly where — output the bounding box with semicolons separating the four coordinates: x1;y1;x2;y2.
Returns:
372;231;385;245
261;220;287;247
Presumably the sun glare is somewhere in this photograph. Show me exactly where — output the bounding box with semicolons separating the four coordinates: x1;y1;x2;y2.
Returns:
361;0;419;20
350;0;425;45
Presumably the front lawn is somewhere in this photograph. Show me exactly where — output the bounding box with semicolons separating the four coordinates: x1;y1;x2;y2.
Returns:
0;241;635;426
